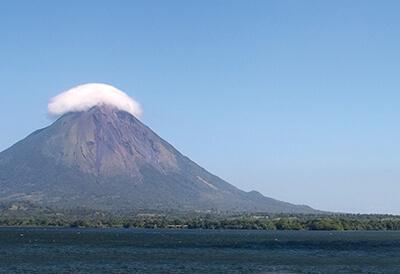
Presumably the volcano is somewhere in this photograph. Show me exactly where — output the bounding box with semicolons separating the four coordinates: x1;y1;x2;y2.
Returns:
0;103;316;213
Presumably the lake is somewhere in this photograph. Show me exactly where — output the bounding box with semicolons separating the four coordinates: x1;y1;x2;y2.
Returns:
0;228;399;273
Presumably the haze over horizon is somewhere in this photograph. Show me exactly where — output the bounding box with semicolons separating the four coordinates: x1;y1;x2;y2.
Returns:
1;1;399;214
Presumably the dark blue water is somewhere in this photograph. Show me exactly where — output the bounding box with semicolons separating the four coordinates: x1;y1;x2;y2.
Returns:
0;228;399;273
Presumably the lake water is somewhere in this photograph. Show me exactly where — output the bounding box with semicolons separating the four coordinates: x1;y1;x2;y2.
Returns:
0;228;399;273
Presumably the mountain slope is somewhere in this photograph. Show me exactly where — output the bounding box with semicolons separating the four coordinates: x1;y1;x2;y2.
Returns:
0;106;317;213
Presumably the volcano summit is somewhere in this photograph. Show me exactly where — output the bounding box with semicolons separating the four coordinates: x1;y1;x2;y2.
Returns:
0;84;316;213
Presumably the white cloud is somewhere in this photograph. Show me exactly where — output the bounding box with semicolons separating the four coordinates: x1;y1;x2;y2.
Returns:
48;83;142;118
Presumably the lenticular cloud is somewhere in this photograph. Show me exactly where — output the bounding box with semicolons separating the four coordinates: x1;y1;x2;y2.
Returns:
48;83;143;118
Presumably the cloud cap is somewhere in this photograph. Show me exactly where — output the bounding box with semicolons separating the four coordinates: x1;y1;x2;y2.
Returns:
48;83;142;118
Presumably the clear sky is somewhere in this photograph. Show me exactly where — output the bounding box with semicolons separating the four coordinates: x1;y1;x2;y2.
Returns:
1;0;399;214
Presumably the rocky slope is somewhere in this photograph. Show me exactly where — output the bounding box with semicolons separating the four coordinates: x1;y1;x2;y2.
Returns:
0;106;317;213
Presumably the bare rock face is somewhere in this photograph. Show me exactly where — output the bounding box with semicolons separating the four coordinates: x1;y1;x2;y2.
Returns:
42;106;178;178
0;106;317;213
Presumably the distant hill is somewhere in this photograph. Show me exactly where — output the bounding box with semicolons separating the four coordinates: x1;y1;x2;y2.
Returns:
0;105;317;214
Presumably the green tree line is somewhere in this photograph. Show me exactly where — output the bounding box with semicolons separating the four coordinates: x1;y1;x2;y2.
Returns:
1;213;400;231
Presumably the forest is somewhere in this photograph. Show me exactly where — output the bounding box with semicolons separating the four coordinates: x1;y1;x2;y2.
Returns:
1;203;400;231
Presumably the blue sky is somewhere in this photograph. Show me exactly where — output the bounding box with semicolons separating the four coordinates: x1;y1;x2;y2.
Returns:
1;1;399;214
